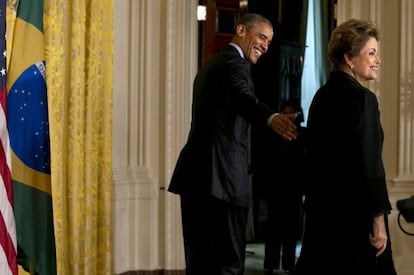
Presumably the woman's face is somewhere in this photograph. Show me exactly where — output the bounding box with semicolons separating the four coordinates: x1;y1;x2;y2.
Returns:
281;105;295;115
348;36;381;84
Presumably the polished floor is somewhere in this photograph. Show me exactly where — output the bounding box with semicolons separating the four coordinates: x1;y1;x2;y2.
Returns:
244;242;302;275
244;243;266;275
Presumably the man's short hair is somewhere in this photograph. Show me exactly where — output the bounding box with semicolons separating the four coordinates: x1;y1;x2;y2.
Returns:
236;13;272;32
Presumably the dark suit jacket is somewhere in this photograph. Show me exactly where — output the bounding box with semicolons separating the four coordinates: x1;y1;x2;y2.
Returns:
168;45;273;207
304;70;391;216
297;71;394;274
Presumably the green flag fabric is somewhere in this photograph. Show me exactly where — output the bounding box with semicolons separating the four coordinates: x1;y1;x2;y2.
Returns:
6;0;57;274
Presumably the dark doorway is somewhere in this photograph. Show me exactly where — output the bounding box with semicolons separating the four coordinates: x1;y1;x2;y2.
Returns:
198;0;247;68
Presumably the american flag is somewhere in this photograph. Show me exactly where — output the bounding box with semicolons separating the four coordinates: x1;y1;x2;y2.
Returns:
0;2;17;275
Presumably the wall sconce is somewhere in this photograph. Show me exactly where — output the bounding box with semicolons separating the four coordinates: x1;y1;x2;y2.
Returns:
197;5;206;21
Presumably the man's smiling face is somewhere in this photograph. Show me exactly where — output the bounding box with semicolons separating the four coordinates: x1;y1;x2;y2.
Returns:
236;21;273;64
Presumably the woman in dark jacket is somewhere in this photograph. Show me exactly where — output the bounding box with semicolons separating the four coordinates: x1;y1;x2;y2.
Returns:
295;19;397;275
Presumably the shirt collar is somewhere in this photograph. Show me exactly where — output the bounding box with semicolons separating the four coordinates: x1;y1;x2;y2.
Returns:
229;43;244;59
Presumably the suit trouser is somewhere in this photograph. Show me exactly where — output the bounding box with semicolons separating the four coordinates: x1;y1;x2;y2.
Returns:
180;194;249;275
264;193;302;271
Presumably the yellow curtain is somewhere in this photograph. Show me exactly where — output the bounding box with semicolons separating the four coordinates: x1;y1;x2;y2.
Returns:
43;1;113;274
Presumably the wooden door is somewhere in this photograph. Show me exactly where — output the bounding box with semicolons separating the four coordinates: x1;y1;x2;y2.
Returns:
201;0;247;66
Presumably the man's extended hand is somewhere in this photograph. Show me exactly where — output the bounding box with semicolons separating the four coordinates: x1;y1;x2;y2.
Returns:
269;113;298;141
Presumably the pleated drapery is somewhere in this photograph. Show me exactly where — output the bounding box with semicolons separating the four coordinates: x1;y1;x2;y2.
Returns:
44;1;113;274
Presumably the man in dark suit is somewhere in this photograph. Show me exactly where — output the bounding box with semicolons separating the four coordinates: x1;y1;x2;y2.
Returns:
168;13;297;275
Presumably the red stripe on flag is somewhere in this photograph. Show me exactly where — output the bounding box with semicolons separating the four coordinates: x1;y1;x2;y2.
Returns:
0;86;6;117
0;137;13;205
0;211;17;275
2;1;17;274
0;104;13;206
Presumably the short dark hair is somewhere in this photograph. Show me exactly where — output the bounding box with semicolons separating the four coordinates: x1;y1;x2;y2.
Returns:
236;13;272;32
328;18;380;69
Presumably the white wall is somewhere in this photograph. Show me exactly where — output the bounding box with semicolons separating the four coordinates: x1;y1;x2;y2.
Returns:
112;0;197;273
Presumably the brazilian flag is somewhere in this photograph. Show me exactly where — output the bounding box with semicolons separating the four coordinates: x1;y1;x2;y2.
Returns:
6;0;57;274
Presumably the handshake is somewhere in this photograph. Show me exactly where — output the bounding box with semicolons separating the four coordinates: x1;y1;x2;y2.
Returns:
269;112;300;141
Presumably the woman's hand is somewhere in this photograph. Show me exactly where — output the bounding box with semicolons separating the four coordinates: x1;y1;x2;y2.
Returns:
369;214;387;256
